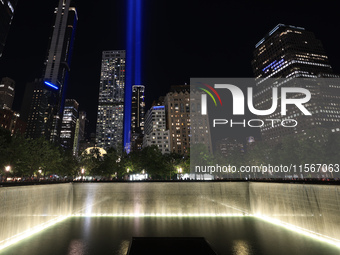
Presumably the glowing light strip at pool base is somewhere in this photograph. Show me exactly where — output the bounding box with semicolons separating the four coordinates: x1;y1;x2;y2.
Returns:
1;214;340;251
0;215;69;251
255;215;340;248
72;213;246;217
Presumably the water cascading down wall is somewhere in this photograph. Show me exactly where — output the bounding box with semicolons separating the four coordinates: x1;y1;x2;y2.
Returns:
0;182;340;250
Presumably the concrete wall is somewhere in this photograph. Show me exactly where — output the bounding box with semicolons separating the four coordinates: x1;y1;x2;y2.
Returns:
0;183;73;249
249;182;340;240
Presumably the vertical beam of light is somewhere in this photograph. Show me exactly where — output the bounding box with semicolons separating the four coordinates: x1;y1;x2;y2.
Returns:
135;0;142;85
124;0;142;153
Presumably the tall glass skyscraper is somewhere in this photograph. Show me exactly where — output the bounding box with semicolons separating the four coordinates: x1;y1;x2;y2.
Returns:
60;99;79;150
252;24;333;80
22;0;77;142
252;24;340;141
0;0;18;58
130;85;145;151
43;0;78;142
96;50;126;151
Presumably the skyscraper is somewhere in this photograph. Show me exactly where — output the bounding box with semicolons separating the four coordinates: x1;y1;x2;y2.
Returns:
143;104;170;154
60;99;78;150
164;85;191;155
0;0;18;57
21;79;50;139
78;111;88;142
252;24;340;141
22;0;77;142
43;0;78;142
0;77;15;109
130;85;145;151
73;111;88;155
252;24;333;79
190;89;213;154
0;108;26;135
96;50;126;151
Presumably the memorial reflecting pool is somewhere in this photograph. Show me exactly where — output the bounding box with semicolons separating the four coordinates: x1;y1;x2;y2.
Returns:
1;216;340;255
1;183;340;254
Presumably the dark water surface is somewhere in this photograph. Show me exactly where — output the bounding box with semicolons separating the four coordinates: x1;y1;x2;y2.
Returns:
2;217;339;255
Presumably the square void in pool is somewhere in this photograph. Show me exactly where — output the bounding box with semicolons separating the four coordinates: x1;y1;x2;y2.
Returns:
1;217;339;255
127;237;217;255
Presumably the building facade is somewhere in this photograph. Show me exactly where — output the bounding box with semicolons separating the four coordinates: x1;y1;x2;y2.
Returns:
131;85;145;151
0;0;18;57
72;111;88;155
0;108;26;135
252;24;340;141
190;90;213;154
0;77;15;109
21;0;77;143
164;85;190;155
78;111;88;142
60;99;78;150
21;79;52;140
96;50;126;151
143;105;170;154
215;138;244;158
43;0;78;143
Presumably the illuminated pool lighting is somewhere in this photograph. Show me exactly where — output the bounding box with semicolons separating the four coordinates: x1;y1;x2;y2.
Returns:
0;215;68;251
255;215;340;248
72;213;246;217
44;81;59;90
1;214;340;251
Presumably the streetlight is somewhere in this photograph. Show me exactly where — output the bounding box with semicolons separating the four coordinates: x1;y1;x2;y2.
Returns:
4;166;11;182
178;167;182;180
38;169;42;180
81;168;85;182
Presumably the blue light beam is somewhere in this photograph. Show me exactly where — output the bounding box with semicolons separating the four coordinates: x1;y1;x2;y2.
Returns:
124;0;142;153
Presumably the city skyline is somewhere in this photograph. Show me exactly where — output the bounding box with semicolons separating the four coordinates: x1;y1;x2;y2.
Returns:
0;0;340;136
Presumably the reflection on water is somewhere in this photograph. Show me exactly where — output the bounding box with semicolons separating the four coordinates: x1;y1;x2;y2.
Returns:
118;240;130;255
233;240;253;255
1;217;339;255
68;239;87;255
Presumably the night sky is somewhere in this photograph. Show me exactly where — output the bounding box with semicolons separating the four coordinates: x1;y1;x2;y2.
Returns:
1;0;340;135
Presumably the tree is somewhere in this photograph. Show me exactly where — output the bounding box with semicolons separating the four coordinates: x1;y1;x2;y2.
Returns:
0;128;11;170
99;148;124;179
139;146;168;179
79;148;101;177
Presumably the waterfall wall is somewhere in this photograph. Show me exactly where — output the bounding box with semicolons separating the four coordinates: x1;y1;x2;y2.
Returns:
0;183;73;249
1;182;340;249
249;183;340;241
72;182;250;215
